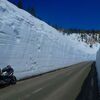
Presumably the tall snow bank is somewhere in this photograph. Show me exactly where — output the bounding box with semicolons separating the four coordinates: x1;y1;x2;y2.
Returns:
96;48;100;87
0;0;98;79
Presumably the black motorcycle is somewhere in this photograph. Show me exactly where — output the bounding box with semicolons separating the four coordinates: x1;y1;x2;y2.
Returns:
0;72;17;87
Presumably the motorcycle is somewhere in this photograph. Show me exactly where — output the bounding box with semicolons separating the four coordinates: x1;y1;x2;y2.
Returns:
0;71;17;87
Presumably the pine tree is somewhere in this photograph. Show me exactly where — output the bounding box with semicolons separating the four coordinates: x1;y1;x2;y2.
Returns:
17;0;23;9
27;7;36;17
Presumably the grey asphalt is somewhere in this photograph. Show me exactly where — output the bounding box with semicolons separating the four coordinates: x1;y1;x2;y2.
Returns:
0;61;93;100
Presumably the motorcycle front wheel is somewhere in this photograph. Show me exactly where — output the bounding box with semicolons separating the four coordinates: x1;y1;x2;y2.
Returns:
10;76;17;85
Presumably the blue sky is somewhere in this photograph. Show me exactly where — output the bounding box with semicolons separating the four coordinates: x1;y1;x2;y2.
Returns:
8;0;100;30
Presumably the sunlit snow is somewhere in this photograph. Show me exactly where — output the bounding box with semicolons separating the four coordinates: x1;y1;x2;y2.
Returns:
0;0;99;79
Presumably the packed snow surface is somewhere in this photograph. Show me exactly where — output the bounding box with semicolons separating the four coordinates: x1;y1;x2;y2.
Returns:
0;0;99;79
96;49;100;86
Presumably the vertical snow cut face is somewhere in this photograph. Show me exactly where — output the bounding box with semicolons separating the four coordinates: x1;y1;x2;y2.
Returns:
96;49;100;87
0;0;99;79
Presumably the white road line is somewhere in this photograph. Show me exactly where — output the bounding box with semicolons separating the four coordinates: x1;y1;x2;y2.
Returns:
32;87;43;94
20;88;44;99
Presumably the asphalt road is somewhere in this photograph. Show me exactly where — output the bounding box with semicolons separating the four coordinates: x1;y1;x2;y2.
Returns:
0;61;93;100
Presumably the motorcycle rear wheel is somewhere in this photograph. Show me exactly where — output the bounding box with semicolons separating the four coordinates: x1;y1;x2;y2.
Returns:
10;76;17;85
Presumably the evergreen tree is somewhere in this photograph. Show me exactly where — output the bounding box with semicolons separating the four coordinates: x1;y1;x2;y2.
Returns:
17;0;23;9
27;7;36;17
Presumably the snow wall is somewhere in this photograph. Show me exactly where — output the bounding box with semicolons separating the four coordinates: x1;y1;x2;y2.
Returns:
96;49;100;87
0;0;96;79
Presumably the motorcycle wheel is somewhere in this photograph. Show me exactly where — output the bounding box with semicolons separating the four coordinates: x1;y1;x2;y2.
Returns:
10;76;17;85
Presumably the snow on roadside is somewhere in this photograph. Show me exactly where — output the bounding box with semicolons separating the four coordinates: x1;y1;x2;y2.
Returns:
96;48;100;87
0;0;99;79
